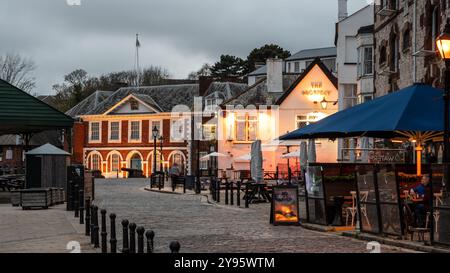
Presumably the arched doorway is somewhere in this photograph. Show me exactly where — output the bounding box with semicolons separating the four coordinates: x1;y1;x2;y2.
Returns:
86;151;103;171
169;151;186;175
129;153;142;170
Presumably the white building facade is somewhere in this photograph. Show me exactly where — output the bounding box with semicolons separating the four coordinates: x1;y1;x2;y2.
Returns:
335;1;374;162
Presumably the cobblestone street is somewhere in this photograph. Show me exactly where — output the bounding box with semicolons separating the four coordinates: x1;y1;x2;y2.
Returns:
94;179;415;253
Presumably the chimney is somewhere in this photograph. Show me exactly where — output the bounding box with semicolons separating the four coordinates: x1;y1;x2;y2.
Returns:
338;0;348;21
199;76;214;97
266;58;283;93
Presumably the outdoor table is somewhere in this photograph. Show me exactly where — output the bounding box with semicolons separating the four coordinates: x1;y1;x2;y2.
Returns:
245;182;272;204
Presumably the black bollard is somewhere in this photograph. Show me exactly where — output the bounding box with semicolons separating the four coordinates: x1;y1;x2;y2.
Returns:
85;198;91;236
79;190;84;224
216;180;220;203
230;181;234;206
169;241;181;253
136;226;145;253
74;185;79;218
145;230;155;253
93;206;100;248
90;205;95;244
109;213;117;253
237;181;241;207
129;223;137;253
225;180;229;205
121;219;129;253
100;209;107;253
245;183;249;208
211;179;216;201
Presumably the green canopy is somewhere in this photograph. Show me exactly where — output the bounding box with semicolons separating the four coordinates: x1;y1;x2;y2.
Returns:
0;79;74;134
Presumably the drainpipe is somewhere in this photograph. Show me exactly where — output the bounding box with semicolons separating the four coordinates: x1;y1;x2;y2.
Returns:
413;0;417;82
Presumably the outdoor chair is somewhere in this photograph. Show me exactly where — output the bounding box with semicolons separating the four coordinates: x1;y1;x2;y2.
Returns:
345;191;371;228
403;202;430;242
425;190;444;235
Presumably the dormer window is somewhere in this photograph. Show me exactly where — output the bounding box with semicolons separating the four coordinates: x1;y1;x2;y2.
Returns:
130;98;139;110
205;98;222;112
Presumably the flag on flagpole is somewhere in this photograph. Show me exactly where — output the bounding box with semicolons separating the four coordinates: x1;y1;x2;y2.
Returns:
136;34;141;48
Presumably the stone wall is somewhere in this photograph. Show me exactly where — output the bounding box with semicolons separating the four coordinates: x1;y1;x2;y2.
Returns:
374;0;448;97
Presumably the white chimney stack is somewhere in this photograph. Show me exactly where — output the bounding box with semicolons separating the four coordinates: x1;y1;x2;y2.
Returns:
338;0;348;21
266;58;283;93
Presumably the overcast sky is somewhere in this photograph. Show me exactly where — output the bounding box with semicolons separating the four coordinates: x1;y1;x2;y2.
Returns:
0;0;369;95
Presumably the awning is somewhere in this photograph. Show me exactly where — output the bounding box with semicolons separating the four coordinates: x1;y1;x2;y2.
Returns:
280;83;447;175
0;79;74;135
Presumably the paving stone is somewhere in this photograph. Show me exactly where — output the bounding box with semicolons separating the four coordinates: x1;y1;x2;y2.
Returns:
93;179;414;253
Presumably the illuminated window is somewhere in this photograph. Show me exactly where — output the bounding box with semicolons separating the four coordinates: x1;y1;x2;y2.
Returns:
91;154;101;171
129;121;141;141
203;125;216;140
90;122;101;142
296;113;326;129
109;122;120;141
111;154;120;172
235;113;258;141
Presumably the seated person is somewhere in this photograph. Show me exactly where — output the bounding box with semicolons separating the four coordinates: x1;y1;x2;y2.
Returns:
409;174;431;227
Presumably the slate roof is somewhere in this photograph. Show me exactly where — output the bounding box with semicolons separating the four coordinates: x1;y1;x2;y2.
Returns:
285;47;336;61
66;90;113;117
203;82;248;100
86;84;199;115
358;25;374;35
75;82;248;116
223;75;299;107
248;63;287;77
224;58;337;108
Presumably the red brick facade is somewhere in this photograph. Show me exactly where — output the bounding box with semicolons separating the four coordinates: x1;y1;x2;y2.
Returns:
72;118;189;178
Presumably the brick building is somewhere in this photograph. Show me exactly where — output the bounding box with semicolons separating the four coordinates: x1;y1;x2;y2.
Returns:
68;82;247;178
374;0;449;96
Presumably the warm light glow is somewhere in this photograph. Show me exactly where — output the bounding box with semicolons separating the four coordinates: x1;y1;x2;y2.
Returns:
320;97;328;110
437;38;450;60
274;205;299;222
226;112;235;140
258;112;271;140
308;94;324;103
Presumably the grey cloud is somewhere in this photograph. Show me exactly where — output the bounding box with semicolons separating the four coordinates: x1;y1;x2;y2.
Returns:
0;0;368;94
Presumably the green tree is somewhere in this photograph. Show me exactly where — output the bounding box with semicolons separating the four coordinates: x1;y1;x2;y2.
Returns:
210;55;246;80
246;44;291;73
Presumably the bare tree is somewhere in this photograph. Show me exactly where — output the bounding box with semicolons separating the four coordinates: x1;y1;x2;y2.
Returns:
0;53;36;92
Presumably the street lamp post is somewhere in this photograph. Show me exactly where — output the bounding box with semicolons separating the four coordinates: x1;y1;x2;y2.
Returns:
435;18;450;244
437;19;450;165
159;135;164;176
152;126;159;175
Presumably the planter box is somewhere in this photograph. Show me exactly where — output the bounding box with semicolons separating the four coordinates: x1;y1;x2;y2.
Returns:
10;190;21;207
21;188;51;209
49;188;60;205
